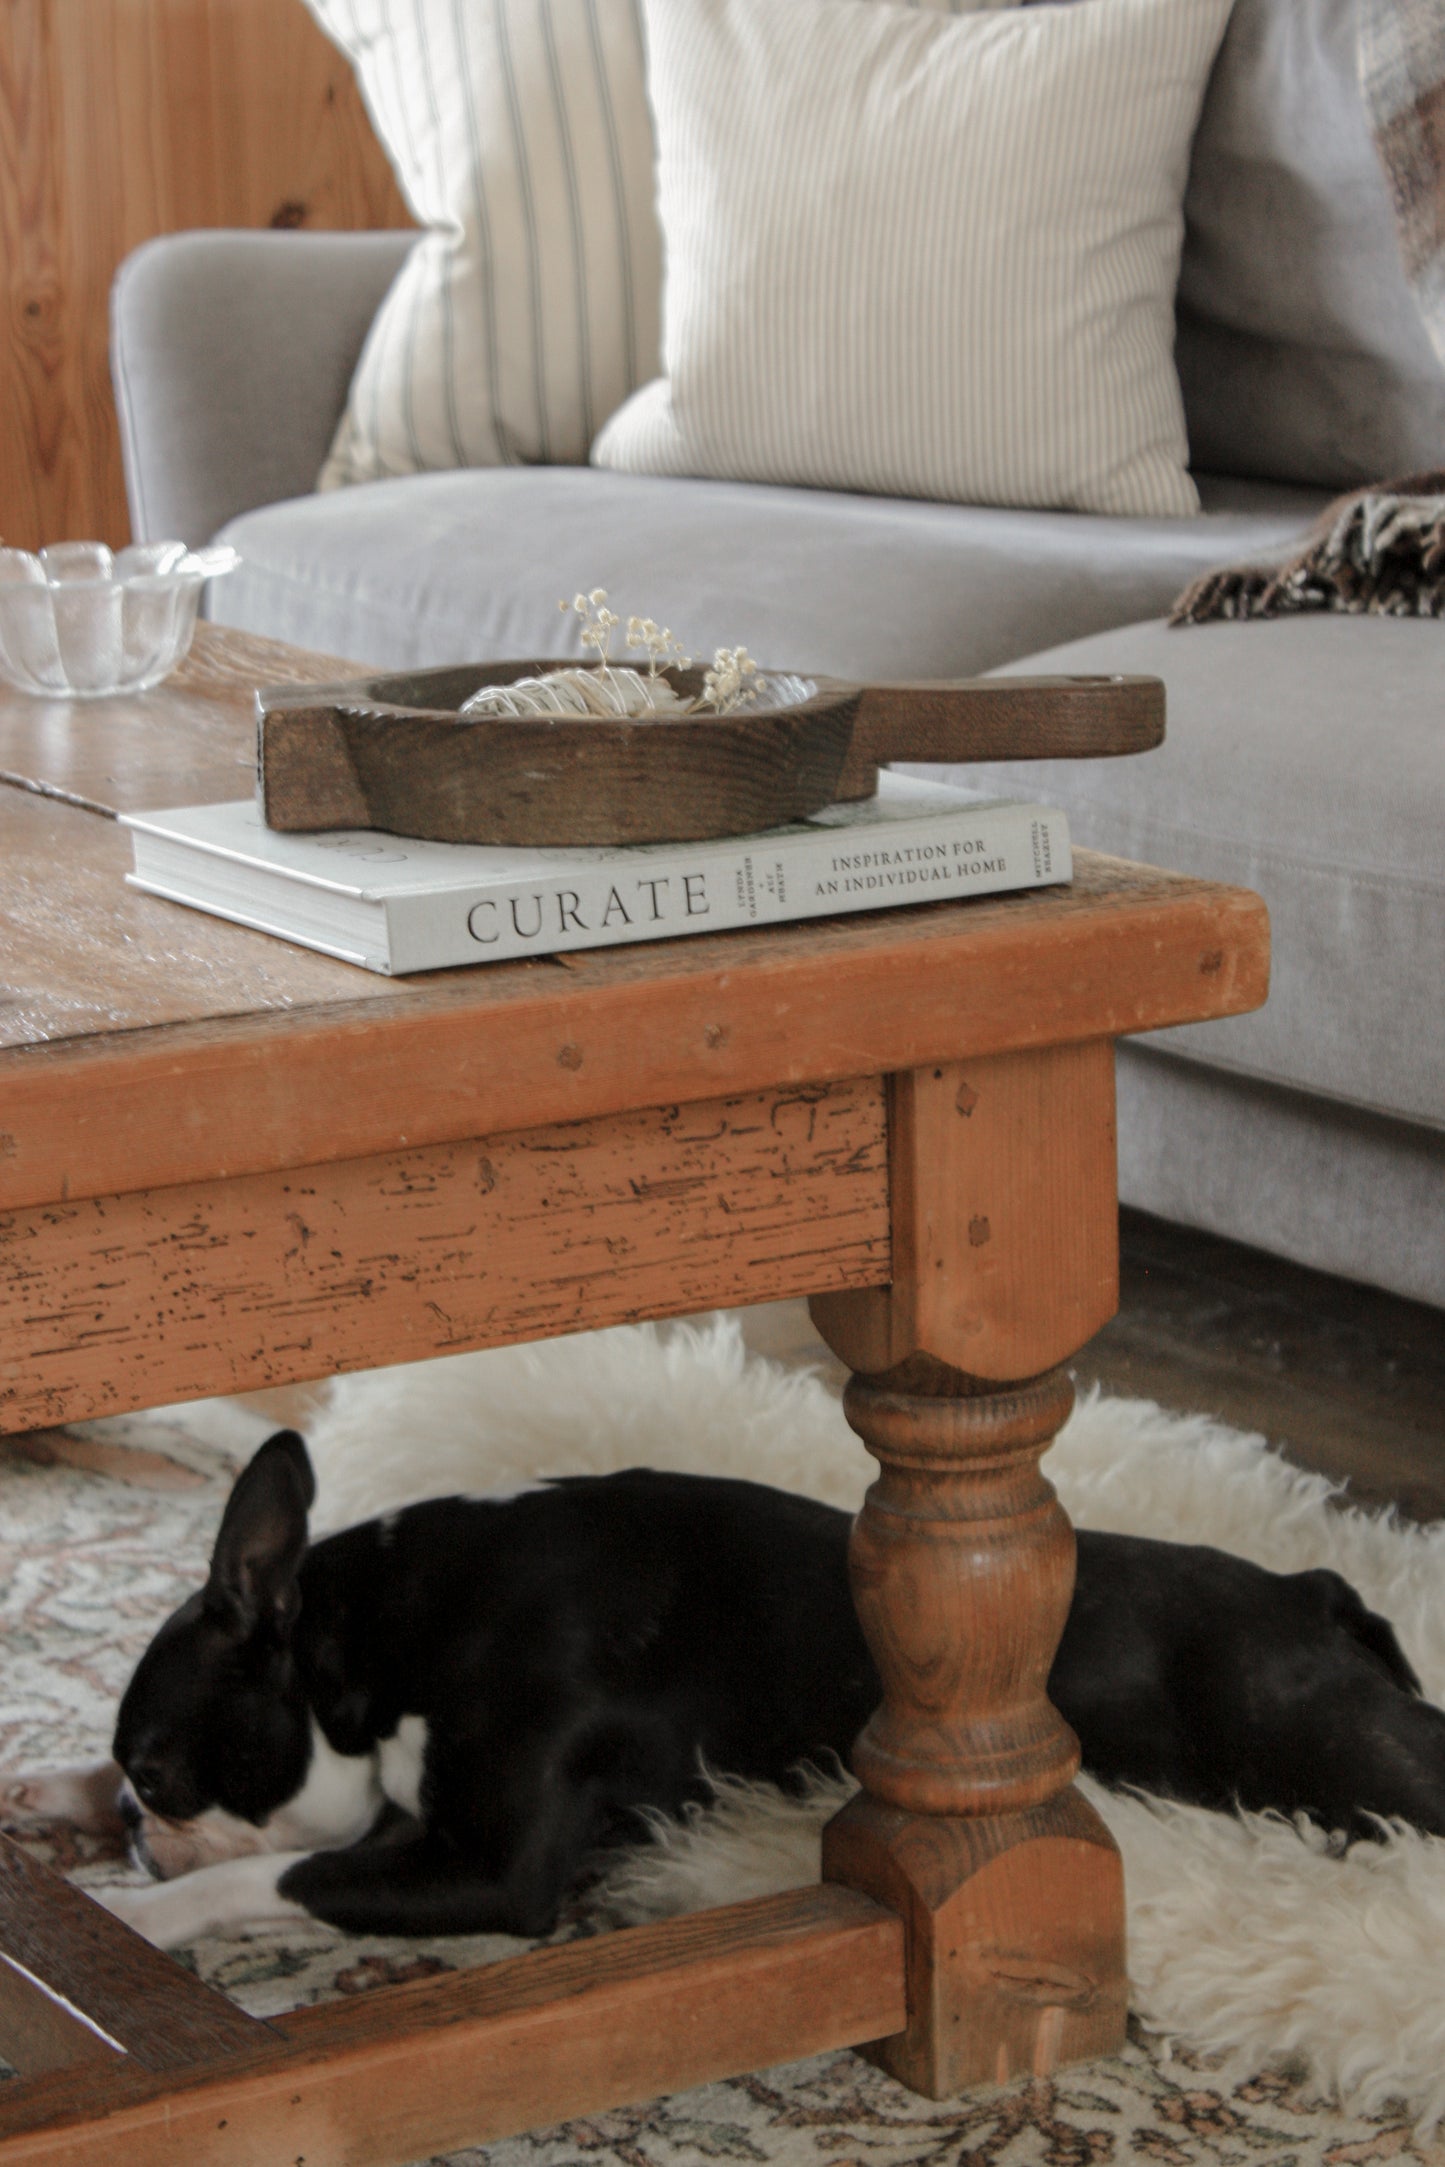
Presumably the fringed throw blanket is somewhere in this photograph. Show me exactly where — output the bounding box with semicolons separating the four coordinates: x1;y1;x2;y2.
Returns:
1175;0;1445;625
1170;471;1445;623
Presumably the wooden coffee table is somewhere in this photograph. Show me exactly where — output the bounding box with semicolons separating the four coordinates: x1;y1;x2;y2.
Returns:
0;627;1269;2166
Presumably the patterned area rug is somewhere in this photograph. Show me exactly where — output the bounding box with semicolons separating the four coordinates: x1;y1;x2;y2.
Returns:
4;1317;1445;2166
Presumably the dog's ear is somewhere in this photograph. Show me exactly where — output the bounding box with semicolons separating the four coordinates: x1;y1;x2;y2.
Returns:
204;1430;315;1639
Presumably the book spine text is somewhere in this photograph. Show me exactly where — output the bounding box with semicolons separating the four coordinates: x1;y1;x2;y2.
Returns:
388;809;1069;972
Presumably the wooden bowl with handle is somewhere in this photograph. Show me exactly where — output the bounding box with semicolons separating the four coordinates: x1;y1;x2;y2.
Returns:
257;659;1164;848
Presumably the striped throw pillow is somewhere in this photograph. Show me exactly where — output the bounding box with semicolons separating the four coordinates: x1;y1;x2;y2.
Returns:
306;0;1014;489
593;0;1233;517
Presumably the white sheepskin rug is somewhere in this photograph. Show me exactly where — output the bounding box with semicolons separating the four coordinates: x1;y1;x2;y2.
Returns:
238;1315;1445;2129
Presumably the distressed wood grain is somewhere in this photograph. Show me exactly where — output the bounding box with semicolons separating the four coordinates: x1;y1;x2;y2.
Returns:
824;1785;1125;2097
839;672;1166;789
810;1042;1119;1382
0;0;410;554
0;1836;270;2077
0;1887;905;2165
257;662;1162;849
0;627;366;818
0;788;418;1050
0;632;1158;831
0;1078;890;1430
812;1059;1127;2094
822;1367;1130;2093
0;800;1271;1213
0;624;1271;1220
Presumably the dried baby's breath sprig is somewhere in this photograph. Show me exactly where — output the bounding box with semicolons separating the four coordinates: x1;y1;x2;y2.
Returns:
626;615;691;678
699;647;768;715
531;590;774;721
560;587;623;666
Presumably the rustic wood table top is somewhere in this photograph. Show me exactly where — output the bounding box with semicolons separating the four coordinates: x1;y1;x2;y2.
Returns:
0;621;1271;2167
0;625;1268;1215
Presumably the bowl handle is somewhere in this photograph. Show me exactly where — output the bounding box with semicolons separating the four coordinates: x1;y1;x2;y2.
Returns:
834;674;1164;795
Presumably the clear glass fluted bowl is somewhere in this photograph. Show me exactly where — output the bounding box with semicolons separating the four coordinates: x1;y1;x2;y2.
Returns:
0;541;240;698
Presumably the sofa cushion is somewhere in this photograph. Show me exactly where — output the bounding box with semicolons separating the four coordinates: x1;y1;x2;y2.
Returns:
211;466;1327;682
594;0;1231;518
911;614;1445;1131
1176;0;1445;489
1112;1048;1445;1311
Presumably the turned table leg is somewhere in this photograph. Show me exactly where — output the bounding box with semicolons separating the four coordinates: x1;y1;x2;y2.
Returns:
809;1044;1128;2095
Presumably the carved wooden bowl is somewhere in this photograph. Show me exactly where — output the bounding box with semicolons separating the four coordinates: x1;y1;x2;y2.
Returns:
257;658;1164;848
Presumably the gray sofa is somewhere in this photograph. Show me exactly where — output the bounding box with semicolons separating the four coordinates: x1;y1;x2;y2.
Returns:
110;0;1445;1311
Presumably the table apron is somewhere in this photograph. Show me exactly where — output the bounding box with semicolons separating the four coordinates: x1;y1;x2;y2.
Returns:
0;1076;890;1433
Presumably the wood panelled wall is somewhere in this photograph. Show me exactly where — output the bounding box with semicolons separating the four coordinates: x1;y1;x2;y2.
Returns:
0;0;412;552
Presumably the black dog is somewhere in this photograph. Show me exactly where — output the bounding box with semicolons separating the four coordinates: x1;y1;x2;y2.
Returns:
85;1430;1445;1949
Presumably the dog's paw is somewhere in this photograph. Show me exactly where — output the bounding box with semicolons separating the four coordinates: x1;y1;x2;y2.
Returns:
0;1775;58;1822
92;1882;152;1932
0;1762;125;1835
91;1853;313;1950
91;1880;183;1949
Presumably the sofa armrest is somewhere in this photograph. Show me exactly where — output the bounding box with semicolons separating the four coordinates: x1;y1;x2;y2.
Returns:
111;229;416;546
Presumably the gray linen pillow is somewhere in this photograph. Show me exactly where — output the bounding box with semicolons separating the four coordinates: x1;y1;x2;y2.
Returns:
1177;0;1445;488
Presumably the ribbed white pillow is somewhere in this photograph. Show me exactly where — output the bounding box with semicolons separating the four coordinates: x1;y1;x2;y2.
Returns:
593;0;1234;516
305;0;1013;489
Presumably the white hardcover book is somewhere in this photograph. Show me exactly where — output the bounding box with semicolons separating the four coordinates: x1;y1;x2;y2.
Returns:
121;775;1071;975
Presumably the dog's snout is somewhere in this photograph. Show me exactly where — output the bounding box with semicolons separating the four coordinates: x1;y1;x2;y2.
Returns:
117;1784;143;1834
